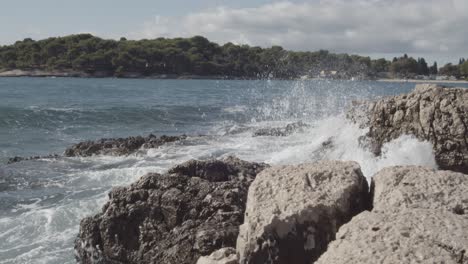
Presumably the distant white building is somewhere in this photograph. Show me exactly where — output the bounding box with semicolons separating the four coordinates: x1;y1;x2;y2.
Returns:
436;75;449;80
319;70;338;78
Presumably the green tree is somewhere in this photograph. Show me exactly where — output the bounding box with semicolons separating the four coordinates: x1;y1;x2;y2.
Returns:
371;58;390;72
390;56;418;77
417;58;429;75
0;33;436;79
460;61;468;77
429;62;438;75
439;63;461;78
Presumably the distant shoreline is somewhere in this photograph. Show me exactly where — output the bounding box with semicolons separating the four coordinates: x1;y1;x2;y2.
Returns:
0;69;234;80
2;69;468;84
377;78;468;84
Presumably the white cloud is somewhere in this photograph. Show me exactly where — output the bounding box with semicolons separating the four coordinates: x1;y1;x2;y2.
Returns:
131;0;468;57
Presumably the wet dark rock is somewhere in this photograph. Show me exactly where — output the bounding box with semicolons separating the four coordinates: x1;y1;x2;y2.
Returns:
64;134;186;157
347;84;468;174
74;156;268;264
253;121;309;137
7;154;60;164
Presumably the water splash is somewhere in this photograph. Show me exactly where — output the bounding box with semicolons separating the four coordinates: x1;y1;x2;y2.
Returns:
0;78;442;263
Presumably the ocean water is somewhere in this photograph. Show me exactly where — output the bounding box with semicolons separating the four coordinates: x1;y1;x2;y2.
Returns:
0;77;466;263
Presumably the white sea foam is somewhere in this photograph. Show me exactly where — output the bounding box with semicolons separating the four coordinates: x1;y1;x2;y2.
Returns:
145;114;437;180
222;105;248;113
0;80;441;264
1;115;438;263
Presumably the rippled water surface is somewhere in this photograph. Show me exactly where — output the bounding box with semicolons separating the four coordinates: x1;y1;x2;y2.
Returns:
0;77;466;263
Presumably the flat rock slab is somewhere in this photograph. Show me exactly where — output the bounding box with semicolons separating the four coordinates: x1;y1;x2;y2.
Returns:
316;209;468;264
236;161;369;264
65;134;186;157
372;166;468;214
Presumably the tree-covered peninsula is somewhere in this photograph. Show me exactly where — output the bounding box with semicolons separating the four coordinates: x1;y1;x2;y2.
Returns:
0;34;466;79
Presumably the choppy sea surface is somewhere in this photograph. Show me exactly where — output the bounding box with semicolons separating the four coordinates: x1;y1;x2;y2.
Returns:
1;77;467;263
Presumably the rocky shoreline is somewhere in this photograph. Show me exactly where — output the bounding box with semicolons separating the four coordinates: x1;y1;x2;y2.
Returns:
7;122;312;164
75;159;468;264
4;69;468;84
348;83;468;174
75;156;269;264
0;69;290;80
0;69;244;80
32;83;468;263
6;134;189;164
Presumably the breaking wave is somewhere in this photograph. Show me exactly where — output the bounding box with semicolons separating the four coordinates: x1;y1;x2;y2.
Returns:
0;78;441;263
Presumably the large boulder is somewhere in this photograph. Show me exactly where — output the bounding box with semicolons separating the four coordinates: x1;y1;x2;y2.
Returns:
316;210;468;264
317;165;468;263
236;161;369;264
348;84;468;173
75;156;268;264
371;166;468;214
65;134;186;157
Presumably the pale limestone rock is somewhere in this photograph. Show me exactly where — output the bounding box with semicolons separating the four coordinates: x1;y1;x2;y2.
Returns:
372;166;468;214
318;165;468;263
316;210;468;264
236;161;369;264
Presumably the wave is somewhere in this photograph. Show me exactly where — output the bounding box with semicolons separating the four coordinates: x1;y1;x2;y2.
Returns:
0;113;439;264
0;79;438;264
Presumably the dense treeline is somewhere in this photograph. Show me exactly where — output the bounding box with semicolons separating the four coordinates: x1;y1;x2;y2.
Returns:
389;54;468;79
0;34;466;79
438;58;468;79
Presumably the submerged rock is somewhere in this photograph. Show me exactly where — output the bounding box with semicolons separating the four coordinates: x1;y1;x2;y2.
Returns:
347;84;468;173
253;121;309;137
7;134;187;163
316;209;468;264
236;161;369;264
7;154;60;164
64;134;186;157
75;156;268;264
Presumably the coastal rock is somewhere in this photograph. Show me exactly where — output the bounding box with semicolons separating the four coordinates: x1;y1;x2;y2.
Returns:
316;210;468;264
253;121;309;137
7;154;60;164
197;248;238;264
75;156;268;264
348;84;468;173
371;166;468;214
64;134;186;157
236;161;369;264
317;165;468;263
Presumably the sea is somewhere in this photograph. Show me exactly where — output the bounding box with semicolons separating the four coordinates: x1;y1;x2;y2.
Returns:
0;77;466;263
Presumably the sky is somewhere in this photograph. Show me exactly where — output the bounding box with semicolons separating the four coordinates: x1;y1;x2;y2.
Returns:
0;0;466;65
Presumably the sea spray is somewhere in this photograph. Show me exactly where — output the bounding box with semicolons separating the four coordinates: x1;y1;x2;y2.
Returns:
0;78;453;263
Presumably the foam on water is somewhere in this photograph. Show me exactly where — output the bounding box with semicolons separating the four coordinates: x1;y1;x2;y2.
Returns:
0;78;446;263
180;115;437;179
